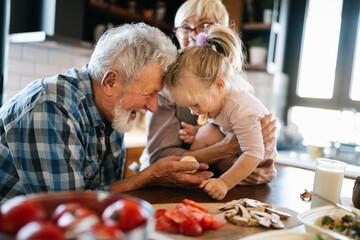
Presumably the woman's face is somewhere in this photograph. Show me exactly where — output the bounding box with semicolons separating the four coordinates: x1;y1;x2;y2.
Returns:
175;15;217;48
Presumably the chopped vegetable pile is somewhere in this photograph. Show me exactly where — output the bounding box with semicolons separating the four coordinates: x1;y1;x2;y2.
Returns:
155;199;227;236
217;198;291;229
321;214;360;239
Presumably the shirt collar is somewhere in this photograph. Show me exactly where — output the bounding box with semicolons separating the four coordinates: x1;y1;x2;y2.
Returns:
77;65;105;128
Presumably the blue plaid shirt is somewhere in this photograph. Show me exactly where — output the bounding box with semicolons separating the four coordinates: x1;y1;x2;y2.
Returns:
0;65;126;203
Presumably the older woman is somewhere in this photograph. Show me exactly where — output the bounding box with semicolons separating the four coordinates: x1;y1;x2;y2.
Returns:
140;0;277;185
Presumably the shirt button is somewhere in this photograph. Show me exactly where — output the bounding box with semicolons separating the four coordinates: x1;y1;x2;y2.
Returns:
87;172;92;177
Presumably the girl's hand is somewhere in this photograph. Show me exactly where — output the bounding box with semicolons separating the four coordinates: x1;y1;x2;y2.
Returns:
179;122;199;144
200;178;228;200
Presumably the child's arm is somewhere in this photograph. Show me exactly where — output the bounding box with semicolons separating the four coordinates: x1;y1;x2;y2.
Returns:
179;122;200;144
200;154;261;200
220;154;261;190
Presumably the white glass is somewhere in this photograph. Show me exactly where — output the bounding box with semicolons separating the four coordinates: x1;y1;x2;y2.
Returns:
297;0;343;99
311;158;346;208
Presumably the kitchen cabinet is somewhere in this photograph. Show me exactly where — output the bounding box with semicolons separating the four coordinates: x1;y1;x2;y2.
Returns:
83;0;184;43
240;0;288;72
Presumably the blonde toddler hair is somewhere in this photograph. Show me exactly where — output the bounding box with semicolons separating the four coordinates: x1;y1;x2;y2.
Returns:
164;26;253;103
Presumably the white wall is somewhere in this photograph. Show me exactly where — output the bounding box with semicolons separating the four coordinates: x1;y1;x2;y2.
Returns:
4;41;92;103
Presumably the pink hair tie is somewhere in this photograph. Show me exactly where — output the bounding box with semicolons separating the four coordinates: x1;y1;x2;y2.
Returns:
196;33;211;46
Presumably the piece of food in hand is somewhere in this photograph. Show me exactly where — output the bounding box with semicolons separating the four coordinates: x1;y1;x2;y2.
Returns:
180;156;198;174
197;113;208;126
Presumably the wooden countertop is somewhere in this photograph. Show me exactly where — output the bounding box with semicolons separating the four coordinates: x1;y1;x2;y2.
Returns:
124;164;355;214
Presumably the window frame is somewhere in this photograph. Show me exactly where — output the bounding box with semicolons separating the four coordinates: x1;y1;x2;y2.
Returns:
284;0;360;117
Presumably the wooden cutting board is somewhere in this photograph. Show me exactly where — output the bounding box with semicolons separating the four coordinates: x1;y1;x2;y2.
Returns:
152;203;301;240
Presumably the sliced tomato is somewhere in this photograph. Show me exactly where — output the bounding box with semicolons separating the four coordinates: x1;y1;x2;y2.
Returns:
182;199;208;213
155;215;179;234
179;217;203;236
202;214;227;230
155;209;166;219
164;208;187;224
176;203;205;222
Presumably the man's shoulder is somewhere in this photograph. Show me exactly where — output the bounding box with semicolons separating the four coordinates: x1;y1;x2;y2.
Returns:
44;68;88;105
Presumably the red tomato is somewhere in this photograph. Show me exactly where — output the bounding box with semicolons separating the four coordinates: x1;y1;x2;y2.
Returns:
164;208;188;224
16;221;65;240
52;202;90;224
56;209;100;234
182;199;208;213
176;203;205;222
155;209;166;218
155;215;179;234
202;214;227;230
102;198;148;232
77;225;124;239
179;217;203;236
0;197;47;235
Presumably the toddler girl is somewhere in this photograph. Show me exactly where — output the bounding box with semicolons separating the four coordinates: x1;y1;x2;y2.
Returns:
163;27;277;200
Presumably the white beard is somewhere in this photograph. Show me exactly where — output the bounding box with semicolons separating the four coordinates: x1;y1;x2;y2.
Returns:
112;100;134;133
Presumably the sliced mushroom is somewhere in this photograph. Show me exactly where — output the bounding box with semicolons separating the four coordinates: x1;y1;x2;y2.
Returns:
271;220;285;229
250;211;272;228
266;207;292;219
244;199;272;208
220;208;238;219
218;200;240;210
218;198;290;229
246;206;266;212
231;215;258;226
238;204;251;219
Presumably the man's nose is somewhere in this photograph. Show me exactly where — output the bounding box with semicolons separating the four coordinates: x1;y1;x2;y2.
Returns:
146;94;158;112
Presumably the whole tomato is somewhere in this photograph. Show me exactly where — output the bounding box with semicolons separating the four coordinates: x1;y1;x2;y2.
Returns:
53;202;100;237
0;197;47;235
16;221;65;240
102;198;148;232
77;224;124;239
52;202;91;224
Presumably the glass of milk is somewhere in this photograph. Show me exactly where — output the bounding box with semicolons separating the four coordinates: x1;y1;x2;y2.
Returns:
311;158;346;208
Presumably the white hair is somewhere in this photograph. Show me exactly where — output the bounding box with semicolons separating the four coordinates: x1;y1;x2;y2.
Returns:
174;0;229;27
88;23;177;89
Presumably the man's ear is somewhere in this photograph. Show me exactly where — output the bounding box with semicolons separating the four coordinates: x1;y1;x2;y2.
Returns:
101;70;122;97
214;78;225;94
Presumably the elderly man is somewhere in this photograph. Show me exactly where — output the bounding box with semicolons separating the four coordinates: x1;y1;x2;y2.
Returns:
0;23;213;203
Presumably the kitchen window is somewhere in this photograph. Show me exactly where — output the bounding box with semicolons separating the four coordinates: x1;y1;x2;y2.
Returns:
284;0;360;160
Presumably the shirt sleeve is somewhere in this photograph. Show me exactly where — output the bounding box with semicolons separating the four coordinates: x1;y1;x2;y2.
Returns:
140;93;186;168
6;100;89;194
227;99;266;160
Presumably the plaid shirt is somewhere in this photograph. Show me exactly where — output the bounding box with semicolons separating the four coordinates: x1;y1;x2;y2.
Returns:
0;65;126;203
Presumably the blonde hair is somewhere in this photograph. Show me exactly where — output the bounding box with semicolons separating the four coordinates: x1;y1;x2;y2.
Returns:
164;26;253;103
174;0;229;27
